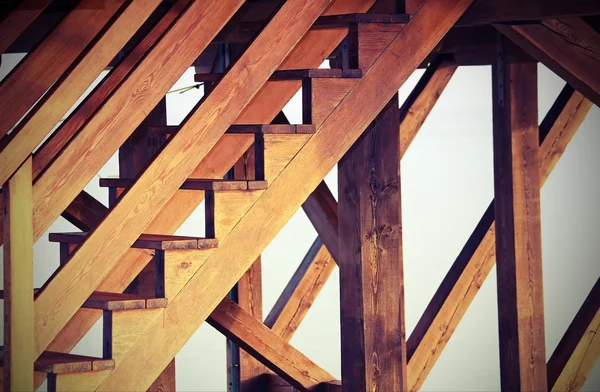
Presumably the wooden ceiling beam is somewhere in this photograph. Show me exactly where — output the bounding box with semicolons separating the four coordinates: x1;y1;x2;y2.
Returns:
0;0;52;54
496;19;600;107
98;0;474;390
547;278;600;391
208;298;336;390
0;0;162;188
406;85;592;391
0;0;126;140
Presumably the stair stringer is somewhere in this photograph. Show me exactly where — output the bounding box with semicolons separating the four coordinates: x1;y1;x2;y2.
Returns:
95;1;472;389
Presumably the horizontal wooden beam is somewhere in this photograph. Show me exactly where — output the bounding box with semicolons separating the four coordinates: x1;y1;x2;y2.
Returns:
208;298;335;390
547;278;600;391
496;18;600;107
406;84;592;391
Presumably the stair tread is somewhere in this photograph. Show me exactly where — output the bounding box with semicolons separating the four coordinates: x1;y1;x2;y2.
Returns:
85;291;168;310
0;347;115;373
100;178;268;191
148;124;316;135
194;68;362;83
49;232;218;250
314;13;410;26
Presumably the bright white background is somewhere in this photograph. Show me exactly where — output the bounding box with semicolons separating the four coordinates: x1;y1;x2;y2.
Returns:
1;53;599;391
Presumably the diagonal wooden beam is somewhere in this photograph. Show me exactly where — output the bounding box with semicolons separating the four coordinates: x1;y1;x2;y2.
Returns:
0;0;52;54
547;277;600;392
496;18;600;107
0;0;126;139
406;84;593;391
264;237;336;342
301;181;338;260
208;298;335;390
0;0;162;187
98;0;475;390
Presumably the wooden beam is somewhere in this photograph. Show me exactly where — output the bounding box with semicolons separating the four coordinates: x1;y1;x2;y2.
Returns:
547;278;600;391
264;237;336;342
301;181;338;261
338;94;406;391
496;19;600;107
407;0;600;25
0;0;161;188
94;1;473;390
492;42;546;391
2;157;33;392
208;298;335;391
0;0;125;139
0;0;52;54
406;84;593;391
36;0;329;368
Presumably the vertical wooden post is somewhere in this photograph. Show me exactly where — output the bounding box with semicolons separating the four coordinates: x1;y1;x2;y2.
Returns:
338;94;407;391
3;157;34;392
492;35;547;392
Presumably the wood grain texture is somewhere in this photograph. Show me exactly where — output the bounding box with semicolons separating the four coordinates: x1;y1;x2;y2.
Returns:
399;56;457;154
496;18;600;107
208;298;336;390
338;94;405;391
47;370;111;392
49;232;217;250
265;237;336;342
0;350;114;375
2;157;33;392
97;1;472;390
0;0;52;54
547;278;600;391
302;181;338;262
0;0;161;187
492;55;546;391
0;0;125;139
30;0;243;243
406;85;592;391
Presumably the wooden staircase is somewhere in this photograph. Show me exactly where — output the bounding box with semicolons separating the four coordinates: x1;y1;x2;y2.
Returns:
0;0;478;390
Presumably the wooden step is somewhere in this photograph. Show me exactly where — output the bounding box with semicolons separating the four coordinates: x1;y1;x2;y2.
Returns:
194;68;362;83
314;13;410;27
148;123;317;136
0;347;114;374
0;290;167;310
49;232;218;250
99;178;268;191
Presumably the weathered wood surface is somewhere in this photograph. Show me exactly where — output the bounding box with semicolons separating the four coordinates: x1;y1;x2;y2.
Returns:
302;181;338;261
496;18;600;107
547;278;600;391
492;53;546;391
95;1;473;390
208;298;336;390
0;0;160;187
0;0;125;140
338;94;406;391
0;0;52;54
2;157;33;392
406;85;592;391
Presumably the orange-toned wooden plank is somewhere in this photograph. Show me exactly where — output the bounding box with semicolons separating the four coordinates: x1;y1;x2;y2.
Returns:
548;278;600;391
208;298;336;390
0;0;126;139
35;0;328;364
406;85;593;391
492;52;546;391
2;157;33;392
0;0;161;187
0;0;52;54
98;1;473;390
30;0;242;244
496;19;600;107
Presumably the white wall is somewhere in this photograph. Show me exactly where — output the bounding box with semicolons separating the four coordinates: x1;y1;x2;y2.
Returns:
1;54;599;391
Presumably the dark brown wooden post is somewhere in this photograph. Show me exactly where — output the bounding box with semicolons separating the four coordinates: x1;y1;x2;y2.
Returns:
492;35;547;391
338;93;406;391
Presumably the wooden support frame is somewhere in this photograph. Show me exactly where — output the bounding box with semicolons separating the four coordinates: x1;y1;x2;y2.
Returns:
2;157;33;392
406;84;593;391
547;278;600;391
0;0;52;54
338;92;406;391
496;19;600;107
492;39;546;391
